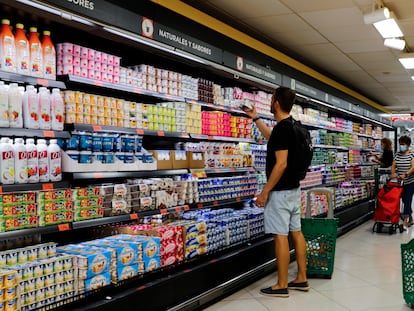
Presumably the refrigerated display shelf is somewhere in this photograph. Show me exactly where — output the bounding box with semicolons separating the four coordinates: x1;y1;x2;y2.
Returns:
0;127;70;139
58;75;186;102
0;181;71;193
64;169;189;181
190;133;256;143
0;70;66;89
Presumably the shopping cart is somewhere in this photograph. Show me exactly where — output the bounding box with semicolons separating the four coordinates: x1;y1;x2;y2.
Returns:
301;188;338;279
401;239;414;307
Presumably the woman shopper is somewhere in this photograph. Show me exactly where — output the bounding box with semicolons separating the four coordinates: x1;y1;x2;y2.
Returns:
370;137;393;168
391;135;414;229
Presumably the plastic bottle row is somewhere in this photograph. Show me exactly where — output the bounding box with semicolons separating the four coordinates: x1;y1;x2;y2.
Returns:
0;82;64;130
0;137;61;185
0;19;56;79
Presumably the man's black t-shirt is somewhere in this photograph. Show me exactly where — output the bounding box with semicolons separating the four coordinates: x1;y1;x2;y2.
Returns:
266;116;300;191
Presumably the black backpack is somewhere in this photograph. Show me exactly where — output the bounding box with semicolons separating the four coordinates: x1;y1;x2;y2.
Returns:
289;118;313;180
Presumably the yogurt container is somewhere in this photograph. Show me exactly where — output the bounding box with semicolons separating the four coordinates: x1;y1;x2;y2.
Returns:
79;132;92;151
79;151;93;164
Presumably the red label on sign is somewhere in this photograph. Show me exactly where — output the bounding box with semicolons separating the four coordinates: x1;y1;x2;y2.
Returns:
160;209;167;215
37;78;49;86
157;131;165;137
43;131;55;138
93;173;104;179
184;205;190;211
213;201;219;207
58;223;70;231
197;203;203;209
136;129;145;135
93;125;103;131
42;183;54;190
175;207;182;213
130;213;138;220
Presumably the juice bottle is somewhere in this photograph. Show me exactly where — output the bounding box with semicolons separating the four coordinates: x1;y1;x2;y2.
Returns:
42;30;55;80
0;81;9;127
0;19;16;72
8;83;23;128
26;138;39;183
23;85;40;129
15;23;30;75
37;139;49;182
29;27;42;77
51;88;64;130
0;137;15;184
38;87;51;129
13;137;28;184
48;139;61;181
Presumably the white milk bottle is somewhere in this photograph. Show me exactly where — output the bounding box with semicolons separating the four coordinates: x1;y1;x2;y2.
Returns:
26;138;39;183
37;139;49;182
38;87;51;130
8;83;23;128
23;85;40;129
0;137;15;184
48;139;61;181
51;88;64;130
0;81;9;127
13;137;28;184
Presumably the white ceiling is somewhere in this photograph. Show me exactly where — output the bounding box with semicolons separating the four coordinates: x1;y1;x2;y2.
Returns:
182;0;414;113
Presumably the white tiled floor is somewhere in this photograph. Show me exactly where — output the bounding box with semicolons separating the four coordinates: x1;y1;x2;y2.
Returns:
205;220;414;311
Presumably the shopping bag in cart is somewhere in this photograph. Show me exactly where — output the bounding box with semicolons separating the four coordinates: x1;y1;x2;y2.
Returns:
301;188;338;279
401;239;414;307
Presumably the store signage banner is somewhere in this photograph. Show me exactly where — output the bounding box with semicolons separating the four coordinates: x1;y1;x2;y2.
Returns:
222;52;282;85
294;81;326;102
40;0;140;34
139;18;222;63
326;95;351;110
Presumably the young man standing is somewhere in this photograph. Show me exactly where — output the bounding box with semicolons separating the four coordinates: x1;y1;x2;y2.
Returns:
244;87;309;297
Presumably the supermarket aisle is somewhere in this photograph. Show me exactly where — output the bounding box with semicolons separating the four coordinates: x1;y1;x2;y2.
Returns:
204;220;414;311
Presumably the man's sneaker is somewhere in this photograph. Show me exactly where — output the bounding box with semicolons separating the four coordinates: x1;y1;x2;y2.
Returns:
259;287;289;297
287;281;310;291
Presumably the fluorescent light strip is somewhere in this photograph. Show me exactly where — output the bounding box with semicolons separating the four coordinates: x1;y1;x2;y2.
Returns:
297;94;392;129
16;0;62;15
399;56;414;69
373;17;403;38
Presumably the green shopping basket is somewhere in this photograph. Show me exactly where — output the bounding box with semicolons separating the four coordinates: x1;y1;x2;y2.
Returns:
302;188;339;279
401;239;414;306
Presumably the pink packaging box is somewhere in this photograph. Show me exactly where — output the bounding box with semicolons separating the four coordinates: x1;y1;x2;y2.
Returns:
113;56;121;67
95;51;102;62
73;57;81;66
73;44;81;57
107;74;113;84
95;62;101;72
80;47;89;59
63;65;73;75
113;75;120;84
62;55;73;65
101;63;108;73
80;58;88;68
94;71;101;80
113;66;120;76
101;73;108;82
88;49;95;60
107;65;114;75
62;43;73;55
88;60;95;71
80;67;88;78
56;66;64;75
101;53;108;64
73;66;81;76
107;55;114;65
88;70;95;80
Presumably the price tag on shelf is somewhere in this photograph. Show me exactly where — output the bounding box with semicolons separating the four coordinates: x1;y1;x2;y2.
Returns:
94;80;103;87
190;169;206;178
43;131;55;138
92;125;103;131
133;88;141;94
93;172;104;179
197;203;203;209
42;183;54;191
214;169;221;173
130;213;138;220
136;129;145;135
218;105;225;110
157;131;165;137
58;223;70;232
37;78;49;86
184;205;190;211
213;201;219;207
0;186;3;194
236;197;241;202
160;209;167;215
175;207;182;213
181;132;188;138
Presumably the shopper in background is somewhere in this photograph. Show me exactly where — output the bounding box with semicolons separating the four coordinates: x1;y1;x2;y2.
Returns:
243;87;309;298
391;135;414;229
369;137;393;168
